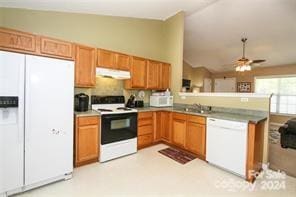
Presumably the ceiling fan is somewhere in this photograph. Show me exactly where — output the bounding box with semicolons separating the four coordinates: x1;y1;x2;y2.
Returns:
235;38;266;72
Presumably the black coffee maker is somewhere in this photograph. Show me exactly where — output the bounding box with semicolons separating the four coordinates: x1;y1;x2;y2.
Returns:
75;93;89;112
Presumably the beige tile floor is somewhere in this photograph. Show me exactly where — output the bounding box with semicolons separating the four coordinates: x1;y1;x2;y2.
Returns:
17;144;296;197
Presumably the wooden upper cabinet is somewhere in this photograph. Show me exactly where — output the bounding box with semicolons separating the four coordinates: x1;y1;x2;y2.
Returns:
0;27;36;53
126;56;147;89
172;113;187;147
160;63;171;90
186;121;206;158
39;36;74;59
146;60;160;89
75;44;96;87
97;49;116;69
116;53;130;71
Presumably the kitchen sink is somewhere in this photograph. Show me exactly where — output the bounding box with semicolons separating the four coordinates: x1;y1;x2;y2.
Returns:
182;108;211;114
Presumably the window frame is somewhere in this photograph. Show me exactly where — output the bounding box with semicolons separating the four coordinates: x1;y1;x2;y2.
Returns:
254;75;296;115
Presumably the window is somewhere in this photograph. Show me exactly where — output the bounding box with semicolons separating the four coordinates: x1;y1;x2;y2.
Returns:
255;76;296;115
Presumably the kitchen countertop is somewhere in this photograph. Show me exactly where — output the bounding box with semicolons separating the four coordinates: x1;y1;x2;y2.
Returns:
74;110;100;117
135;106;267;124
74;107;267;124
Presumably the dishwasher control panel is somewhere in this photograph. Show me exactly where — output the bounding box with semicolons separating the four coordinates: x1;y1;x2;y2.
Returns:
207;118;247;130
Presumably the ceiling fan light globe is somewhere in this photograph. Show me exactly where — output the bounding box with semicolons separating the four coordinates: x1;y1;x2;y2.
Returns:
246;65;251;71
236;66;240;71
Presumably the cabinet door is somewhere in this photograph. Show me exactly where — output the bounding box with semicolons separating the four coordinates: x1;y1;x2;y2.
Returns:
75;117;99;167
0;28;36;53
186;121;206;157
24;55;74;185
172;113;186;147
160;112;171;142
39;36;74;59
146;60;160;89
130;56;147;88
138;134;153;148
160;63;171;90
116;53;130;71
97;49;116;69
154;112;162;142
75;45;96;87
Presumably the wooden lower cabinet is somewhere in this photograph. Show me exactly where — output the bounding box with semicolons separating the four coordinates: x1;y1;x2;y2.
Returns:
172;113;187;147
75;116;100;167
137;112;154;149
138;134;153;148
185;120;206;159
246;121;265;182
159;111;172;142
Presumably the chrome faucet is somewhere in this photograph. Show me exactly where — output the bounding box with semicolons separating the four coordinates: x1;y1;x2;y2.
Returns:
193;103;202;111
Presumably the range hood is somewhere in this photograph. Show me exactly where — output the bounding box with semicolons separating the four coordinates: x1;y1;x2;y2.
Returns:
96;67;131;79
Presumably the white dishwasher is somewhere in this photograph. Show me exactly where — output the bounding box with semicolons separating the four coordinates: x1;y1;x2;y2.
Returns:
206;118;248;177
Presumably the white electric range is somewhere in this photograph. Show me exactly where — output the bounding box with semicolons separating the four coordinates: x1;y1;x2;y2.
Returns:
91;96;138;162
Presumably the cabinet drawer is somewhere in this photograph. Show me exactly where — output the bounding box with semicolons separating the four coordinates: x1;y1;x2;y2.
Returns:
138;125;153;135
173;112;187;120
78;116;99;126
187;115;206;125
138;112;153;119
138;118;153;127
138;134;153;147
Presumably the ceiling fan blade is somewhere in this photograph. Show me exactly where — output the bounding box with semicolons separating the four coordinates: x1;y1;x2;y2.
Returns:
251;59;266;64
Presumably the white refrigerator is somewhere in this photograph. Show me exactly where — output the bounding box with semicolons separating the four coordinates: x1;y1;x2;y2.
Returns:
0;51;74;196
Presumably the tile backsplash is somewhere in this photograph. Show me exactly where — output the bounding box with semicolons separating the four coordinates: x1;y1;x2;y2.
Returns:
75;76;151;105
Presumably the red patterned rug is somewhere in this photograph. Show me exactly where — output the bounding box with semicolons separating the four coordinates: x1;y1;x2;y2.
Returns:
158;147;196;164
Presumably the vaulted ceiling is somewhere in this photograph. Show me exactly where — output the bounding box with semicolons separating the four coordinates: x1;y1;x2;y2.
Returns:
1;0;296;73
184;0;296;72
0;0;217;20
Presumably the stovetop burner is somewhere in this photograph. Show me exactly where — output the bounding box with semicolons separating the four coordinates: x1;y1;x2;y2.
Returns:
91;95;137;114
117;107;132;111
97;108;113;112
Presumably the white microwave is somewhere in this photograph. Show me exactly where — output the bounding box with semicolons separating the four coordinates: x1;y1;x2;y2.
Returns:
150;96;173;107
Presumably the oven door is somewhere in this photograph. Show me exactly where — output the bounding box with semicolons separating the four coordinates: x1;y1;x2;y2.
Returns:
101;113;137;145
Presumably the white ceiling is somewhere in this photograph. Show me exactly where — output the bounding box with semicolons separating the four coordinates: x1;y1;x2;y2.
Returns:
184;0;296;72
0;0;218;20
1;0;296;73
